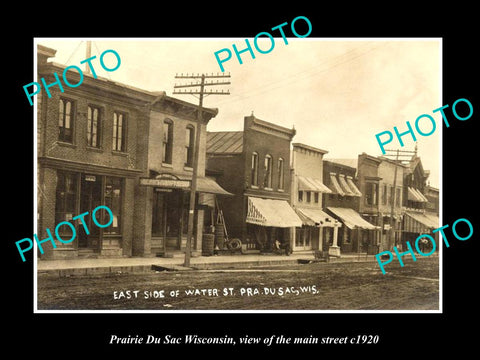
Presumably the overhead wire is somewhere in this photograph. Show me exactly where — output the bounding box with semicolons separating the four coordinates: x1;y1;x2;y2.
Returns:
64;41;84;66
210;42;389;108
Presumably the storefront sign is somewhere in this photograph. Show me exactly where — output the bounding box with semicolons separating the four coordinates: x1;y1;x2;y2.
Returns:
85;175;97;182
139;178;190;189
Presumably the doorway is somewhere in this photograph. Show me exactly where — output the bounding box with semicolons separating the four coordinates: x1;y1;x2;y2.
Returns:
295;226;316;251
152;190;189;251
79;174;102;248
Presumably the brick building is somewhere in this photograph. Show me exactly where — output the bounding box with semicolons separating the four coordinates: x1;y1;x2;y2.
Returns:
206;115;301;251
36;45;228;259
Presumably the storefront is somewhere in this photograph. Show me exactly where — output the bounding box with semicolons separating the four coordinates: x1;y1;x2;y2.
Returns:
293;174;334;252
139;174;232;255
245;196;302;252
295;206;340;253
37;158;139;259
402;210;440;251
326;207;379;253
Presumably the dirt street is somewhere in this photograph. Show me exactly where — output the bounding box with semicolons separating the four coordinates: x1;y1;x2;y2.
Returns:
37;256;439;311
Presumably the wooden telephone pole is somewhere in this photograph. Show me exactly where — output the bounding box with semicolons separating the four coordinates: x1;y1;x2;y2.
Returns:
382;148;417;251
173;73;230;267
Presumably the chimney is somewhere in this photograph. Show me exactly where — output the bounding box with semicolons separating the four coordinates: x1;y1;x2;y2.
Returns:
37;44;56;65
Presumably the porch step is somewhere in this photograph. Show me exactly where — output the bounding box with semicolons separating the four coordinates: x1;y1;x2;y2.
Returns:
77;249;98;259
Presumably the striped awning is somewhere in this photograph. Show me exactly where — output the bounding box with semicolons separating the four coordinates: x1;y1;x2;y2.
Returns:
329;173;345;196
246;197;302;228
297;176;332;193
408;187;428;203
295;207;337;227
346;176;362;197
404;211;439;233
327;207;379;230
338;174;356;196
415;189;429;202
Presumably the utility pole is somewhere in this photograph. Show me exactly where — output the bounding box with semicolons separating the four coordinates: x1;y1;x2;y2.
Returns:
173;73;231;267
382;148;416;251
85;41;92;74
388;149;399;252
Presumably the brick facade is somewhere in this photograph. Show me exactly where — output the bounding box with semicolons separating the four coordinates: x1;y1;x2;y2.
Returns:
36;45;217;260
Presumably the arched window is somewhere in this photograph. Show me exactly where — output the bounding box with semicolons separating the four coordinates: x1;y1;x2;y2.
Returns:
185;125;195;167
264;154;273;189
277;157;284;190
163;119;173;164
251;152;259;186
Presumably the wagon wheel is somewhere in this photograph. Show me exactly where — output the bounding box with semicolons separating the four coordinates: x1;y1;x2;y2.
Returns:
226;238;242;250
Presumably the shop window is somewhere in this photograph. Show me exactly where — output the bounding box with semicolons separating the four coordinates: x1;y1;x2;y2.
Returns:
103;177;122;234
314;192;319;203
396;187;401;207
298;190;303;202
185;125;195;167
251;152;259;186
365;182;378;206
264;154;272;188
277;158;284;190
295;227;302;247
382;184;387;205
58;98;74;143
87;105;101;148
163;119;173;164
55;171;78;235
306;191;311;203
112;111;126;152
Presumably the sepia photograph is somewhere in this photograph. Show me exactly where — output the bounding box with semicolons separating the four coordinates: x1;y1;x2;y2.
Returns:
33;37;442;312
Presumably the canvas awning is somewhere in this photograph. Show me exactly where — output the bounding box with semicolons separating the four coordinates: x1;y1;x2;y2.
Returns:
404;211;439;233
415;188;429;202
338;174;355;196
196;177;233;196
327;207;379;230
346;176;362;197
246;197;302;228
408;187;427;203
329;173;345;196
295;207;337;227
297;176;332;193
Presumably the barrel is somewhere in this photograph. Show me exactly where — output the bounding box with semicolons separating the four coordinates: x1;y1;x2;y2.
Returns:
202;234;215;256
215;225;226;249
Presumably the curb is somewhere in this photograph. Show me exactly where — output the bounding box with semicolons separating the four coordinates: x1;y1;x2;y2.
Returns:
37;255;381;277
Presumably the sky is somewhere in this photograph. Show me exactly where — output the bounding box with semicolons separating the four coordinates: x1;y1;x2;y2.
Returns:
35;38;441;188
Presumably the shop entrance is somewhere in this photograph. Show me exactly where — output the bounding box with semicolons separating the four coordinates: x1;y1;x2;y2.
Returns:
152;189;189;251
79;174;102;248
295;226;318;251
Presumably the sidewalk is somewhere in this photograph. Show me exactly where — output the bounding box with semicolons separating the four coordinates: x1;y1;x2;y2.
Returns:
36;251;378;277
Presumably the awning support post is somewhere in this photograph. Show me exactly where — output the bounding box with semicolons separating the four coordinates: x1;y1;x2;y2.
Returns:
329;222;341;257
